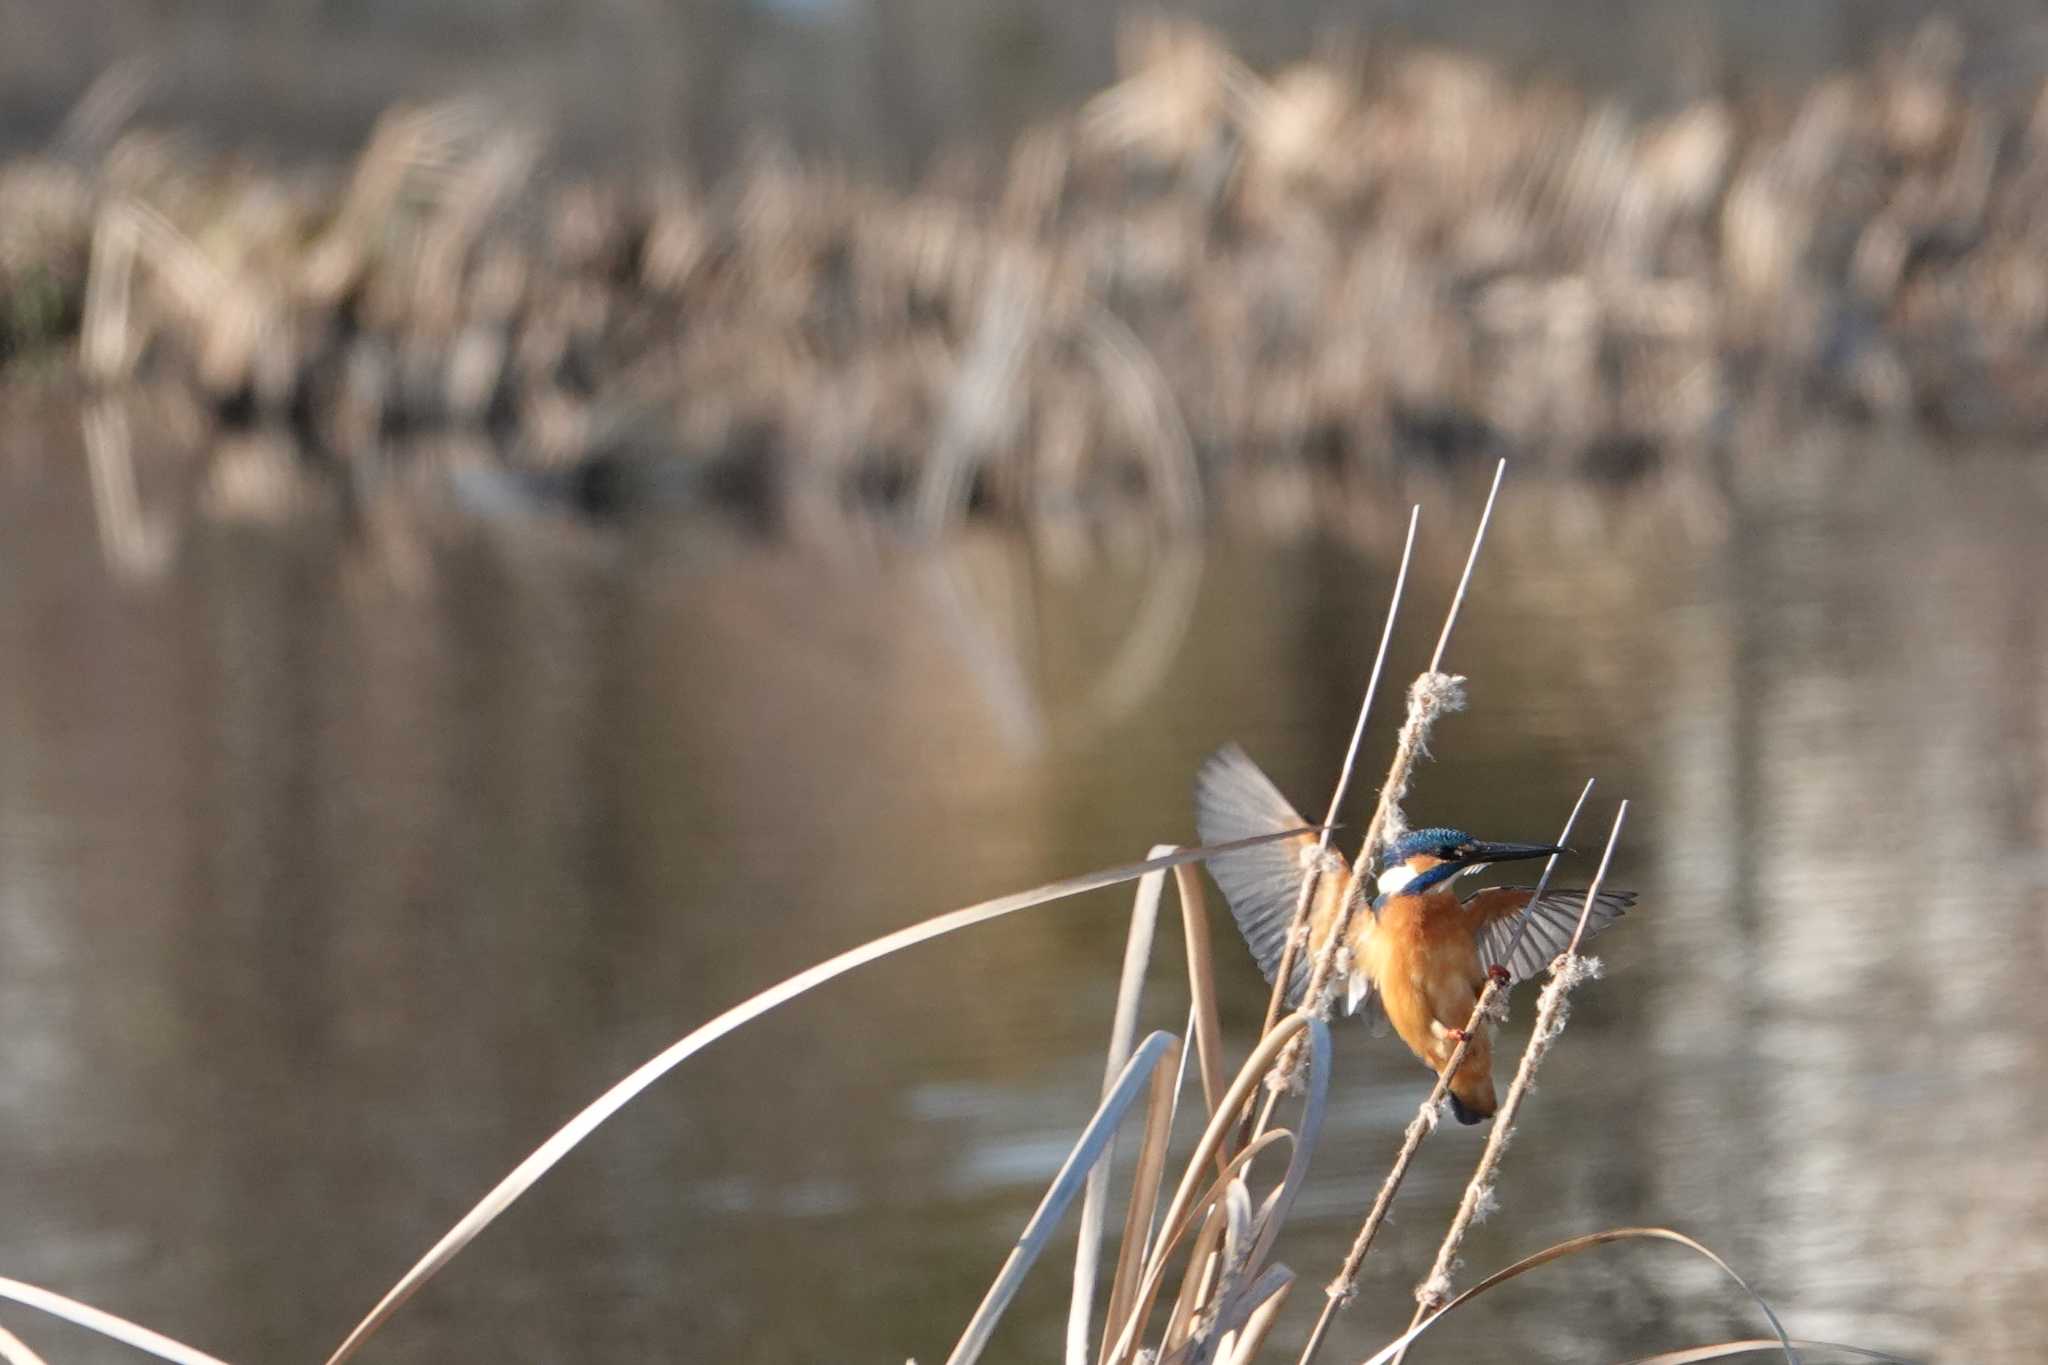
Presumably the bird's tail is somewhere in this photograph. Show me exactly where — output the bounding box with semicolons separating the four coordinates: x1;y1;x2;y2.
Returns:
1445;1049;1497;1125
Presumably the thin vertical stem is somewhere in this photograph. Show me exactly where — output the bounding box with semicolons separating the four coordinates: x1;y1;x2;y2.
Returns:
1255;505;1420;1045
1320;506;1424;842
1428;458;1505;673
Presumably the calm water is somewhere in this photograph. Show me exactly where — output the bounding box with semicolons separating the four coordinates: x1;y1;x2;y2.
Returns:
2;426;2045;1363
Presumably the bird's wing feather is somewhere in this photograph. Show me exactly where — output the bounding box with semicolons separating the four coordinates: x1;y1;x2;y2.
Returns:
1467;886;1635;984
1193;744;1322;1009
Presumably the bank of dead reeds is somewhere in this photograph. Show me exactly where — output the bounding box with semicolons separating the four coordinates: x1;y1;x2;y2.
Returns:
5;15;2048;558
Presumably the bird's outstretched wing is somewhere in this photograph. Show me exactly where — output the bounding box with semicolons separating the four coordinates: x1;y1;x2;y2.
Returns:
1194;744;1321;1008
1466;886;1635;984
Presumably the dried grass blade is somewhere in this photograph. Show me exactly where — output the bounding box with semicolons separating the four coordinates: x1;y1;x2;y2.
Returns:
948;1031;1179;1365
1240;992;1328;1283
1131;1006;1200;1278
1156;1128;1293;1353
1101;1038;1185;1365
0;1279;233;1365
1356;1228;1800;1365
1162;1204;1225;1356
1171;864;1227;1120
1219;1269;1292;1365
322;831;1308;1365
1615;1341;1912;1365
1219;1179;1256;1300
1069;855;1174;1365
0;1324;48;1365
1202;1264;1295;1364
1105;1016;1326;1365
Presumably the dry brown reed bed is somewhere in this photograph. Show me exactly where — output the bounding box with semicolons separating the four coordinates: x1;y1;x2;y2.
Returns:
4;15;2048;556
0;469;1906;1363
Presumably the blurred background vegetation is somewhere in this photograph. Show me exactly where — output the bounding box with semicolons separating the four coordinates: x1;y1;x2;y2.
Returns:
8;0;2048;169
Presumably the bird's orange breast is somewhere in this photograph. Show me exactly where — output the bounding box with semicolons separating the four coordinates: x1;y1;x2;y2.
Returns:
1355;887;1487;1068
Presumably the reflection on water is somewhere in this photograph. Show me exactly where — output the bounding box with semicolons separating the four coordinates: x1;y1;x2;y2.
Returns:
1;424;2044;1363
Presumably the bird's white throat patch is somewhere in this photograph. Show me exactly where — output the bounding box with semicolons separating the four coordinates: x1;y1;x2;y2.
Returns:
1377;859;1490;896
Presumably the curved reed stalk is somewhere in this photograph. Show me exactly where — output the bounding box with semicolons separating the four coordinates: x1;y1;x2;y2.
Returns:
321;831;1308;1365
0;1323;44;1365
1356;1228;1812;1365
0;1324;41;1365
1619;1340;1911;1364
0;1278;231;1365
1217;1273;1291;1365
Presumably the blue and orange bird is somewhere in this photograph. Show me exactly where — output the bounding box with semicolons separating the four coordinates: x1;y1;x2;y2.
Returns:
1195;745;1632;1124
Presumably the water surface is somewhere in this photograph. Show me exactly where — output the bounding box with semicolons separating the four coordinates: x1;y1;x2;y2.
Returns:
2;426;2043;1362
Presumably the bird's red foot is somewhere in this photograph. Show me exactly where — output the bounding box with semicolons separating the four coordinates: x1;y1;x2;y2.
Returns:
1486;964;1512;988
1445;1027;1473;1043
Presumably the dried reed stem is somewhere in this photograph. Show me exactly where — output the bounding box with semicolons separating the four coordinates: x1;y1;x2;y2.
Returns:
1358;1227;1803;1365
0;1277;232;1365
1294;778;1594;1365
1399;802;1634;1350
1066;851;1235;1363
1100;1044;1186;1364
1253;505;1419;1044
1292;460;1503;1046
950;1032;1181;1365
1218;1273;1291;1365
1425;460;1505;677
1068;851;1175;1364
1172;864;1230;1121
322;833;1306;1365
1102;1014;1322;1365
0;1322;45;1365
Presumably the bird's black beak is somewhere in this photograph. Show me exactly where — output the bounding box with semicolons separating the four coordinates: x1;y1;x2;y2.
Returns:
1458;841;1566;867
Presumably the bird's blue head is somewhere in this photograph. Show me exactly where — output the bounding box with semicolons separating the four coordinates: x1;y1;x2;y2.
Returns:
1384;827;1475;867
1375;826;1565;899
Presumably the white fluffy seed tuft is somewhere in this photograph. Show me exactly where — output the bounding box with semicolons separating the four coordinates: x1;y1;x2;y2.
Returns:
1415;1265;1457;1308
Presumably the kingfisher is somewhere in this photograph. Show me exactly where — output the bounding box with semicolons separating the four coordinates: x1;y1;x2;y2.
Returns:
1194;744;1631;1124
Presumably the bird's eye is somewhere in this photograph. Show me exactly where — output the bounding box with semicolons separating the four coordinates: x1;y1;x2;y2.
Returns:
1441;844;1461;860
